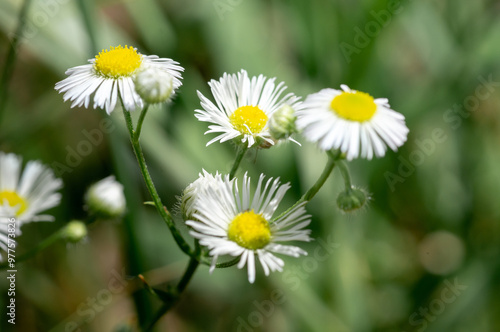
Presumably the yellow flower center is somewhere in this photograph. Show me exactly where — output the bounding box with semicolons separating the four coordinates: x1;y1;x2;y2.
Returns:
94;45;142;78
0;191;28;216
228;210;271;250
330;91;377;122
229;106;268;134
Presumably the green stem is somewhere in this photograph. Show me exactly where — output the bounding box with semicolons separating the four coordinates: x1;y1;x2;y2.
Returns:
121;107;193;257
143;303;170;331
275;153;338;221
108;118;152;325
0;229;63;269
229;145;248;179
143;255;200;331
215;257;240;268
336;160;353;191
302;157;337;202
134;104;150;141
177;255;200;293
0;0;33;128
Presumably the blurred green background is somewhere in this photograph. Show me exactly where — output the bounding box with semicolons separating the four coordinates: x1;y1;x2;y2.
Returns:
1;0;500;331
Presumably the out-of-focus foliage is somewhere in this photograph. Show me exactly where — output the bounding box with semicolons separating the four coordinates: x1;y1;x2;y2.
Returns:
1;0;499;331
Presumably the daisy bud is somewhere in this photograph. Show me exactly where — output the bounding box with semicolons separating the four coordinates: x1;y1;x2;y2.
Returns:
180;185;197;221
133;66;174;104
85;176;126;219
336;187;368;213
269;104;298;140
180;170;220;221
62;220;88;243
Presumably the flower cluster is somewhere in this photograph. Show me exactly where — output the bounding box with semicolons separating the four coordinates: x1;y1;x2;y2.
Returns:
54;45;409;283
0;151;126;259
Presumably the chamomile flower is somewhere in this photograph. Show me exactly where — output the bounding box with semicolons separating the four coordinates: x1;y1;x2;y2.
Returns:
195;69;301;148
297;85;409;160
55;45;183;114
0;152;63;223
0;153;63;258
186;172;311;283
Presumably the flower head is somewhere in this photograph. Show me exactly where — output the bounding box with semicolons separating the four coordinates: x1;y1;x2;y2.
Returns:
0;152;63;257
195;70;301;148
55;45;183;114
186;172;311;283
85;176;126;219
0;152;63;223
297;85;409;160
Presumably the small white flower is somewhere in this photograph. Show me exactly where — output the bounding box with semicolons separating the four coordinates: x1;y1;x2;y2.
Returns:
195;69;301;148
85;176;126;219
186;172;311;283
0;152;63;256
55;45;183;114
297;85;409;160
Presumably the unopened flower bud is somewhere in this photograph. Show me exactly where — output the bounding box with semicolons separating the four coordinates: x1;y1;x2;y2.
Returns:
269;104;297;140
85;176;126;219
133;66;174;104
336;187;368;213
181;170;220;221
63;220;87;243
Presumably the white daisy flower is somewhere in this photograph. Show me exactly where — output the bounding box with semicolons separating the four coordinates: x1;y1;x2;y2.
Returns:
55;45;184;114
195;69;301;148
297;84;409;160
186;172;311;283
0;152;63;257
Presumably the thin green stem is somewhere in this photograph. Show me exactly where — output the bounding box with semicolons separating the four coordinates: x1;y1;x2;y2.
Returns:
229;145;248;179
275;153;338;221
177;255;200;293
143;303;171;331
215;257;240;268
143;251;200;331
301;154;338;202
336;160;353;191
0;0;33;128
134;104;150;141
0;229;63;269
121;107;193;256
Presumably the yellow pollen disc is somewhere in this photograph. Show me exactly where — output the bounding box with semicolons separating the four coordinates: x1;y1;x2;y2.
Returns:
94;45;142;78
0;191;28;216
228;210;271;250
330;91;377;122
229;106;268;134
